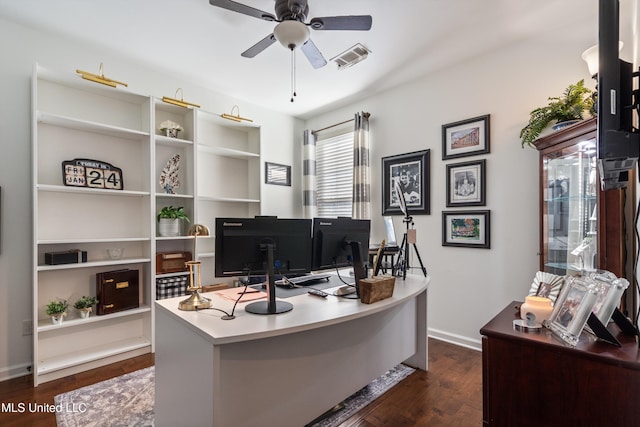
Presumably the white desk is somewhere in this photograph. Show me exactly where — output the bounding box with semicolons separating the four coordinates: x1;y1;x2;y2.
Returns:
154;274;430;427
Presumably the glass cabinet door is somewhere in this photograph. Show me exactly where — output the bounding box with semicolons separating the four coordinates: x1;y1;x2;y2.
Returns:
542;138;597;275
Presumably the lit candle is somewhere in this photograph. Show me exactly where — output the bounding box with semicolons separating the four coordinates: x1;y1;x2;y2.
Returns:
520;296;553;324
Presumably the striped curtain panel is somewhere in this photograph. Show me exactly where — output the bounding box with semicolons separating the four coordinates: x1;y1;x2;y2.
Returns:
352;112;371;219
302;129;318;219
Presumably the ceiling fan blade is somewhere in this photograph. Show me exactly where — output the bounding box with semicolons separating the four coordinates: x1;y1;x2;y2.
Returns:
300;39;327;69
209;0;276;21
241;34;277;58
309;15;372;31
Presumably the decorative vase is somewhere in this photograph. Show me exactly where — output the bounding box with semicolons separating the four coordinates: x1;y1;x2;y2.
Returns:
51;313;65;325
520;296;553;324
165;128;179;138
158;218;180;237
79;308;92;319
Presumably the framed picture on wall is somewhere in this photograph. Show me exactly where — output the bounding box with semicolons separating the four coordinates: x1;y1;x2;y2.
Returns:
442;210;490;249
382;150;430;215
442;114;490;160
446;159;486;207
265;162;291;186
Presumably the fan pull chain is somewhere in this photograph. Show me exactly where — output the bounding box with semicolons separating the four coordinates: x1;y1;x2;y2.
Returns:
290;48;297;103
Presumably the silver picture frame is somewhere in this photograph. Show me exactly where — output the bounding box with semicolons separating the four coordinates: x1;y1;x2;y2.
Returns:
589;270;629;325
544;275;603;346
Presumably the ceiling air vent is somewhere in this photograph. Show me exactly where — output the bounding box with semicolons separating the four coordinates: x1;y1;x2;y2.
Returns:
330;43;371;70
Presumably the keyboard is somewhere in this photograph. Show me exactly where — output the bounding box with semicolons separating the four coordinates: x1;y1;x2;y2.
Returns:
279;273;332;286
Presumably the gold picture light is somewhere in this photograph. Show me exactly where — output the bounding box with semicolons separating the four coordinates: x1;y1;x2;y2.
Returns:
221;105;253;123
76;63;128;88
162;88;200;109
178;224;211;311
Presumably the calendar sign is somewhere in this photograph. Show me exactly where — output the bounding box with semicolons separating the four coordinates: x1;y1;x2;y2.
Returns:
62;158;123;190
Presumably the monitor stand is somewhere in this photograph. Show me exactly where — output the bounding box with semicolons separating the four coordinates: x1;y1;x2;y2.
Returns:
347;240;366;298
245;243;293;315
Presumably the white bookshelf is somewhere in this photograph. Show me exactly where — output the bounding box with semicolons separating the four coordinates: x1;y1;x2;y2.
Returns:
194;111;262;275
31;65;263;385
32;64;153;385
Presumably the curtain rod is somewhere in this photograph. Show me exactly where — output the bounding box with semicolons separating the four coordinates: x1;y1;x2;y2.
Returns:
311;112;370;135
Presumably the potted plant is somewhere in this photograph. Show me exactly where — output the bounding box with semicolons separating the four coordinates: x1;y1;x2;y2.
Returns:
520;80;595;148
157;205;190;237
159;120;184;138
46;299;68;325
74;296;99;319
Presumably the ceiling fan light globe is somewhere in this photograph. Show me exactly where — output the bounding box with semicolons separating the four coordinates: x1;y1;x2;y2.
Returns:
274;20;310;50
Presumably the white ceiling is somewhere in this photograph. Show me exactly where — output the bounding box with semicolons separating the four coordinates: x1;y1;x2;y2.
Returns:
0;0;600;118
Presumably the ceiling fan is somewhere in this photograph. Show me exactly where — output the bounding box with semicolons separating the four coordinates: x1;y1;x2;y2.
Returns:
208;0;373;69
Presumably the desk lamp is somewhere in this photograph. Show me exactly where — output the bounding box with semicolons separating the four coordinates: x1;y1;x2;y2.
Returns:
178;224;211;311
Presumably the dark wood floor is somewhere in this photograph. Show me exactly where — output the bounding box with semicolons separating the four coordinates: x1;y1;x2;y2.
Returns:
0;338;482;426
339;339;483;427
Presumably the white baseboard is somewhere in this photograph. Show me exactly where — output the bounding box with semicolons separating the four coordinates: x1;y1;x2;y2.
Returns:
0;362;32;383
428;328;482;352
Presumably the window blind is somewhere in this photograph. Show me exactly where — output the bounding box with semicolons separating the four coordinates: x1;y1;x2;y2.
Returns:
316;132;354;217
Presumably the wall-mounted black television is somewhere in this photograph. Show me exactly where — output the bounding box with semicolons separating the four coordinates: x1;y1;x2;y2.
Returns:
596;0;639;190
215;216;312;314
311;217;370;294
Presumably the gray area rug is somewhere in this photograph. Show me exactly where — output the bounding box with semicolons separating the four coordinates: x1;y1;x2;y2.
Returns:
55;364;415;427
55;367;155;427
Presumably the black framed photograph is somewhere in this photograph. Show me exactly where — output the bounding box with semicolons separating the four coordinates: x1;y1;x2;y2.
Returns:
544;275;602;347
446;159;486;207
265;162;291;186
382;150;430;215
442;114;490;160
442;210;490;249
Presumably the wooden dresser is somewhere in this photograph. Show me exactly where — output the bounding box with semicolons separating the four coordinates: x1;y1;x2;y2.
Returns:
480;302;640;426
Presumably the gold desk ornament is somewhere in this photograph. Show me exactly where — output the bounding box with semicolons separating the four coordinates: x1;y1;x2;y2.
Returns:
162;88;200;109
178;224;211;311
178;260;211;311
221;105;253;123
76;63;128;88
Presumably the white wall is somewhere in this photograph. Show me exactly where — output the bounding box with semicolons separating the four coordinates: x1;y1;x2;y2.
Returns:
303;22;605;349
0;17;302;380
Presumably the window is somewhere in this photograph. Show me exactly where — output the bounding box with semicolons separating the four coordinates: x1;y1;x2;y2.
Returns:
316;132;353;217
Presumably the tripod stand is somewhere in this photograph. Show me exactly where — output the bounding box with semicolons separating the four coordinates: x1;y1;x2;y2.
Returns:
394;214;427;279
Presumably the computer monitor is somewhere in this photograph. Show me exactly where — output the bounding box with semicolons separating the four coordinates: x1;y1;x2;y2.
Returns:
311;217;370;295
215;216;312;314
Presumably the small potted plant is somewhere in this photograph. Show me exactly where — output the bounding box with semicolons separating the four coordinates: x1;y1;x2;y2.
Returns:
74;296;99;319
157;205;190;237
520;79;595;148
159;120;184;138
46;299;68;325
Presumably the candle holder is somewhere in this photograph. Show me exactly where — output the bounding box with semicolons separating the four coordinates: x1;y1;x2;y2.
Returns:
178;261;211;310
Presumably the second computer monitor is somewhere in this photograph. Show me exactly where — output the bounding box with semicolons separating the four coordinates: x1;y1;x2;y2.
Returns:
311;217;371;271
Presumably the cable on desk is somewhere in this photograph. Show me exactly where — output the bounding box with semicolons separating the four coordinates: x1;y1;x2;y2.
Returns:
196;271;256;320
